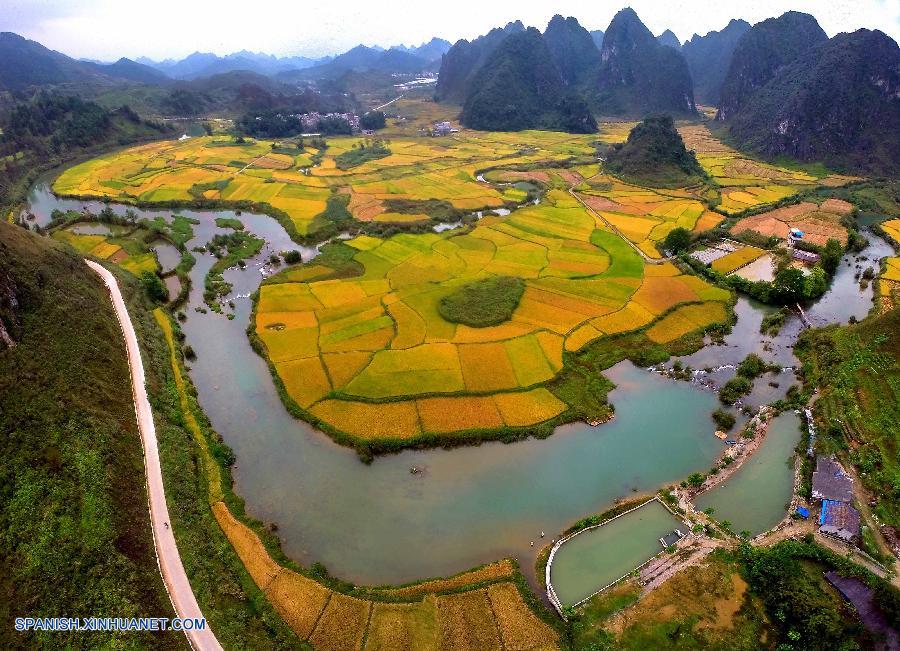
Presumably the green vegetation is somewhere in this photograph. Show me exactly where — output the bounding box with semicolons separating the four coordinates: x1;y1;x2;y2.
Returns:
437;276;526;327
738;540;879;649
663;226;692;253
215;216;245;230
569;550;770;650
0;94;169;217
719;376;752;404
141;269;169;302
795;309;900;527
334;138;391;170
203;231;264;307
760;307;789;336
736;352;779;379
0;221;179;649
460;28;598;134
711;408;736;431
605;115;706;188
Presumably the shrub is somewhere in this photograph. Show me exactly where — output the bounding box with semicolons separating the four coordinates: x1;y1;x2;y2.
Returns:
283;250;302;264
711;408;736;431
719;376;752;404
140;271;168;302
438;276;525;328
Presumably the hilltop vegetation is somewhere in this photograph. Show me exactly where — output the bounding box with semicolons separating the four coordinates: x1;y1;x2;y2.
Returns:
435;21;526;103
604;115;705;187
0;93;169;216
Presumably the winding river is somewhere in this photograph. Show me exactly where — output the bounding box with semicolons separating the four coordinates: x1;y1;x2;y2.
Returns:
24;179;892;589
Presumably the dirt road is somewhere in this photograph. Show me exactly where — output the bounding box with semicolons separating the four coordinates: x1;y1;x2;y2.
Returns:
86;260;222;651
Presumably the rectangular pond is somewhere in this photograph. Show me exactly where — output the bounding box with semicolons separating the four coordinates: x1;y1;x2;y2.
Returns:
549;499;683;608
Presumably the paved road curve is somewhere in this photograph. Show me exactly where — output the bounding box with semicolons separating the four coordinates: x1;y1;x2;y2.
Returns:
86;260;223;651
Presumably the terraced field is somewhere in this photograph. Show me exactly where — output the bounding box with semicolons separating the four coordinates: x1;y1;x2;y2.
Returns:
54;130;597;237
255;189;731;444
576;174;717;258
678;125;855;215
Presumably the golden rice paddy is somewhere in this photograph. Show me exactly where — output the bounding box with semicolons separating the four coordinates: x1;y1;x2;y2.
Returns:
256;188;729;441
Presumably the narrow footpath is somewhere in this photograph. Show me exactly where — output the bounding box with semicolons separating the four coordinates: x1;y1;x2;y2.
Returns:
86;260;222;651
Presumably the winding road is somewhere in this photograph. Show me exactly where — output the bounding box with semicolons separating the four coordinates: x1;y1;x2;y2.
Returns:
86;260;222;651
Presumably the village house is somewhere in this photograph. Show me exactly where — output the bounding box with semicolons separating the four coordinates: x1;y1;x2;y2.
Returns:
811;456;860;541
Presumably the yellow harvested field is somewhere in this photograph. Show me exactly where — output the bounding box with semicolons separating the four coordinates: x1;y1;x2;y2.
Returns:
375;560;516;599
731;202;849;246
435;590;502;651
211;492;555;650
212;502;281;589
487;583;559;651
276;357;331;408
265;570;331;639
311;399;422;439
458;342;519;392
365;601;439;651
309;593;371;651
493;389;567;427
711;246;766;274
881;219;900;244
417;395;504;432
631;276;700;314
882;257;900;282
646;302;727;343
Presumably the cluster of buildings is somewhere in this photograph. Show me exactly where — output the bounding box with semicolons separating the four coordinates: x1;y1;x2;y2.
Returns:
430;121;458;136
295;112;361;132
808;456;861;543
787;227;822;263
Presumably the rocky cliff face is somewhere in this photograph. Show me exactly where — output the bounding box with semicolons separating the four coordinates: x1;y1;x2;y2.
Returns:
0;266;20;349
725;29;900;174
595;8;695;115
716;11;826;120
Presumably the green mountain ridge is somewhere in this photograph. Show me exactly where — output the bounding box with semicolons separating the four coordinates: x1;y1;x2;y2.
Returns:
725;28;900;175
459;27;597;133
716;11;826;120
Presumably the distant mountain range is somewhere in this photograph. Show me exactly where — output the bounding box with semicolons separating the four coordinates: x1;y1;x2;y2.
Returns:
3;10;898;173
0;32;450;92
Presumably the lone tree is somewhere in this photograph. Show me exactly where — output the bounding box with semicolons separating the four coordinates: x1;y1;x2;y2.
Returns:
664;226;692;253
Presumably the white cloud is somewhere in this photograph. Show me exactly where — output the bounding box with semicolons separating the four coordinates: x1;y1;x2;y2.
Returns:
4;0;898;61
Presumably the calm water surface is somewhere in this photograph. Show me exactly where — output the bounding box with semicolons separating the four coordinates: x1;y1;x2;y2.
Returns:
26;181;887;588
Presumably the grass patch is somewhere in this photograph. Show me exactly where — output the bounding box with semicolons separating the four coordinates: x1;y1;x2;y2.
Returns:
438;276;525;328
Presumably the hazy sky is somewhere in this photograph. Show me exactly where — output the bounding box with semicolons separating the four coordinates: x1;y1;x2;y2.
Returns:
4;0;899;61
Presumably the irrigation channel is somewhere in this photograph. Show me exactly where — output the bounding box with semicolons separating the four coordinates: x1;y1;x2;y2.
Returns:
24;179;893;595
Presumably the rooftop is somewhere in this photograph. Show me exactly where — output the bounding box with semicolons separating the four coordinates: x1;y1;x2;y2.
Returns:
812;456;853;503
819;500;861;540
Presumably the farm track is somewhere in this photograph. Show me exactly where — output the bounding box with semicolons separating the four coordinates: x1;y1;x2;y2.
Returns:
86;260;222;651
568;186;669;265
